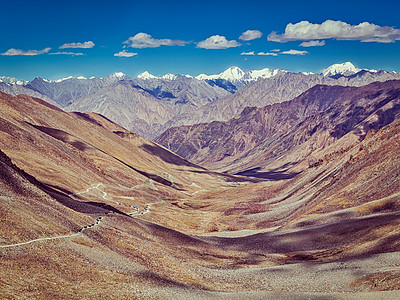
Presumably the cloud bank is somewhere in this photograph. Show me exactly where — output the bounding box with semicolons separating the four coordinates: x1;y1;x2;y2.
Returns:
239;30;263;41
60;41;95;49
197;35;241;49
1;48;51;56
124;33;189;48
268;20;400;43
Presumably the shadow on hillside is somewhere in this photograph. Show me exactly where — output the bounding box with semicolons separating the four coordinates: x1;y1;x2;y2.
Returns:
27;123;91;151
105;151;186;191
200;211;400;262
26;122;188;191
137;271;192;289
71;112;104;127
42;184;129;215
235;164;301;181
140;143;203;169
181;169;262;183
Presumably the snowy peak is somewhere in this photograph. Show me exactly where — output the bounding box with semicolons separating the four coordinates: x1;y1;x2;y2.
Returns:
160;73;178;81
243;68;281;81
103;72;129;82
195;66;281;82
195;73;213;80
219;66;245;81
195;66;245;81
137;72;191;81
0;76;28;85
322;62;361;77
137;71;157;80
107;72;127;80
113;72;126;78
53;76;88;83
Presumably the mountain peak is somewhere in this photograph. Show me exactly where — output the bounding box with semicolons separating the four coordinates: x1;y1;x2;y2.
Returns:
160;73;178;80
137;71;157;80
322;62;360;77
219;66;245;81
0;76;28;86
111;72;127;78
244;68;281;81
195;66;280;82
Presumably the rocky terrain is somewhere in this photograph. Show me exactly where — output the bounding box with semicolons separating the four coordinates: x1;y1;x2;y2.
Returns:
1;88;400;298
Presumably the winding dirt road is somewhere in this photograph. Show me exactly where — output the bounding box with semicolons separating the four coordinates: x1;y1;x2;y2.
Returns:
0;216;105;249
70;182;167;216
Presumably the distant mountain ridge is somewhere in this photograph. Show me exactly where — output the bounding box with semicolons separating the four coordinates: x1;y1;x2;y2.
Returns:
1;63;400;138
1;62;397;88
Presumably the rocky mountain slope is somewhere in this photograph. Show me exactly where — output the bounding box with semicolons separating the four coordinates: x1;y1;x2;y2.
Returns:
156;80;400;176
0;81;59;107
66;75;232;138
63;67;400;138
25;72;129;106
165;67;400;130
1;90;400;298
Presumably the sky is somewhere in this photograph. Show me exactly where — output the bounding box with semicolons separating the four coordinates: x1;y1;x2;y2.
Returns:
1;0;400;80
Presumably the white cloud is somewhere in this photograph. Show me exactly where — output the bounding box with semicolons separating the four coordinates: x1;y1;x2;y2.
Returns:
268;20;400;43
300;40;325;47
270;49;280;52
197;35;241;49
123;33;189;48
241;51;255;55
239;30;263;41
60;41;95;49
281;49;308;55
257;52;278;56
49;52;84;56
114;50;138;57
1;47;51;56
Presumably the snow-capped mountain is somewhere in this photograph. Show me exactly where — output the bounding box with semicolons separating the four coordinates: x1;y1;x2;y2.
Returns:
49;72;128;83
196;67;243;81
195;66;281;83
137;71;157;80
242;68;282;81
0;76;28;86
322;62;361;77
137;71;192;81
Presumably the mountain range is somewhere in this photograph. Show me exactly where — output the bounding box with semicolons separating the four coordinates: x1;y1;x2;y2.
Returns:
2;62;400;138
156;80;400;176
1;77;400;298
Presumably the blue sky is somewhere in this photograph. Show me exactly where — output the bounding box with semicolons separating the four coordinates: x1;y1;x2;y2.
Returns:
1;0;399;80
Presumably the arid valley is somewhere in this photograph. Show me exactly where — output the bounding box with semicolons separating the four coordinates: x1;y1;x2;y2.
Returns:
1;1;400;298
1;64;400;299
